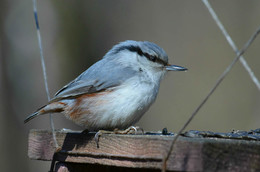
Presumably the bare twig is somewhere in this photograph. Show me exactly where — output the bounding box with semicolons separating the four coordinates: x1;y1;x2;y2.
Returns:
32;0;58;148
161;25;260;172
202;0;260;91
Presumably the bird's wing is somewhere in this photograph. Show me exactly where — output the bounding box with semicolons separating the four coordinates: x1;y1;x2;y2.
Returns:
51;58;137;102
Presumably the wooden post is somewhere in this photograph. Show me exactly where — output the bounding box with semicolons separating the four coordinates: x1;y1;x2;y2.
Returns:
28;129;260;171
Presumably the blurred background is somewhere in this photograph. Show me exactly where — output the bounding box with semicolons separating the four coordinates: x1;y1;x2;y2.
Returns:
0;0;260;171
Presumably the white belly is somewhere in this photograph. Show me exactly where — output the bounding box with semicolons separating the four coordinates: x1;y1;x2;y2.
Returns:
97;82;158;129
64;77;159;131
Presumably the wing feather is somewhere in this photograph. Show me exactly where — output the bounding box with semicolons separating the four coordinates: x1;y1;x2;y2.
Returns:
51;58;137;102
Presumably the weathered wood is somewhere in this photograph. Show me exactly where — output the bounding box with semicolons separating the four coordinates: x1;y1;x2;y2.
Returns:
54;162;160;172
28;129;260;171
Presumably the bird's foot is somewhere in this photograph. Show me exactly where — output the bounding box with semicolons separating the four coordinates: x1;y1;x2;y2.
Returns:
94;130;113;148
94;126;144;148
114;126;144;135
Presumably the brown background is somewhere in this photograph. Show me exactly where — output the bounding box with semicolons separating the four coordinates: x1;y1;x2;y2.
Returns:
0;0;260;171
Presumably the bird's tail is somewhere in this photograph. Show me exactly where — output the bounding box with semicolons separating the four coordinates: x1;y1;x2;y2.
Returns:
24;102;66;124
24;110;42;123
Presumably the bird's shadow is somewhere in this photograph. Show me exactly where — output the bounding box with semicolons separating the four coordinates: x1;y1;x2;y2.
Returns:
50;130;95;172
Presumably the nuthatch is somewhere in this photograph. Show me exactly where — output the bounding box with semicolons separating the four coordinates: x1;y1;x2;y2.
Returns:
24;40;187;131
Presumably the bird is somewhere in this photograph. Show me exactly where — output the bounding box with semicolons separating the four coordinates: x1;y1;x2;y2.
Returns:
24;40;187;132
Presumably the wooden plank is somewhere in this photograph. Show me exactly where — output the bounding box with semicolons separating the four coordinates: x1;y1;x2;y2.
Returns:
54;162;160;172
28;129;260;171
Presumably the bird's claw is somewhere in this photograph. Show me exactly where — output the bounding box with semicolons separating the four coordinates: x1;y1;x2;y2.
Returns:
94;131;102;148
114;126;144;134
94;126;144;148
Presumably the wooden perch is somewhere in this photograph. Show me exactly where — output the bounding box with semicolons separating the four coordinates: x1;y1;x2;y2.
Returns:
28;129;260;171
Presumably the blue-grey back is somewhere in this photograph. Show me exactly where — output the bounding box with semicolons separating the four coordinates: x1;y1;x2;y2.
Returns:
52;40;167;102
52;57;137;101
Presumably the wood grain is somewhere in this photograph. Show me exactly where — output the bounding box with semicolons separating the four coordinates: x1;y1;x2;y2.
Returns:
28;129;260;171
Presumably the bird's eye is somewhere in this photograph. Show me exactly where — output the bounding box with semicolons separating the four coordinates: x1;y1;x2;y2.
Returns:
150;55;156;62
144;53;157;62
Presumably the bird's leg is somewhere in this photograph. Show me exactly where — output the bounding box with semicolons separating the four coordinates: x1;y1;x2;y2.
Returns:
81;129;89;135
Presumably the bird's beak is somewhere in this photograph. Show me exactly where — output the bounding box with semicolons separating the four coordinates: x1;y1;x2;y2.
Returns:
165;64;187;71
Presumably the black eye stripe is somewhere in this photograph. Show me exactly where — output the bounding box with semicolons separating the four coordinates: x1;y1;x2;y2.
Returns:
115;45;143;56
144;53;167;66
115;45;167;66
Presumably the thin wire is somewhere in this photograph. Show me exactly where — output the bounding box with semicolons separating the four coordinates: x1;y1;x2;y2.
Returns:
202;0;260;91
161;25;260;172
33;0;58;148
